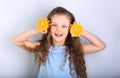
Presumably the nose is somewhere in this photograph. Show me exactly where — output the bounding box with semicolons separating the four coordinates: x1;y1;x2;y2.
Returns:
56;26;61;31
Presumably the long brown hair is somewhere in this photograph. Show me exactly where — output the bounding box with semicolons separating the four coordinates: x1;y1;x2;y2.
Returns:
24;6;87;78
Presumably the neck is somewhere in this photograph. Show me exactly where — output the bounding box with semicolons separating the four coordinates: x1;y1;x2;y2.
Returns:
53;41;65;46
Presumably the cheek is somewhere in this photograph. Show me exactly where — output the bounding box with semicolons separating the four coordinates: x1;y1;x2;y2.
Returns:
64;29;69;36
50;27;54;32
50;26;56;32
50;28;55;37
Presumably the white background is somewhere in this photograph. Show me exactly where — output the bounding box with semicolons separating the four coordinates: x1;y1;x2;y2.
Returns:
0;0;120;78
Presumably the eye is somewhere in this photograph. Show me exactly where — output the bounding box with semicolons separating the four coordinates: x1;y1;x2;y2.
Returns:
62;25;67;28
51;24;57;26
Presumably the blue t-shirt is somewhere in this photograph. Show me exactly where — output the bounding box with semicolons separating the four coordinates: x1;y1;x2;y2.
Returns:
37;46;76;78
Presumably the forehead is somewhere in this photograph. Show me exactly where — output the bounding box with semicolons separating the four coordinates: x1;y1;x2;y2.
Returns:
51;14;71;24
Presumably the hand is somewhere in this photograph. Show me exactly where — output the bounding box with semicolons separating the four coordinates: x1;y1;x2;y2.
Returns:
35;28;48;34
40;30;48;34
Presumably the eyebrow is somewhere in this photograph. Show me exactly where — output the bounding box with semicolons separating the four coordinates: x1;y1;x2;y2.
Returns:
51;21;70;26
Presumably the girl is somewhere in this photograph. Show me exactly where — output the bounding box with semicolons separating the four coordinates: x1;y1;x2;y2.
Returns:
12;7;106;78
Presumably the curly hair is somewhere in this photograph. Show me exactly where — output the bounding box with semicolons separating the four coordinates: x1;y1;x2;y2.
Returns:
23;6;87;78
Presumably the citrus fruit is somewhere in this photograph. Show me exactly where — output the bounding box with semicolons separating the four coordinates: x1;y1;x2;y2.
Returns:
70;22;83;37
36;18;49;32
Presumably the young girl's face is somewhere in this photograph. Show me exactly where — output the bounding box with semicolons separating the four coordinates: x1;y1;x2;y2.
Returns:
50;14;71;45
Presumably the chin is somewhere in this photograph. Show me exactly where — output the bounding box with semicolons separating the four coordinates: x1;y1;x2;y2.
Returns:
52;37;65;42
54;38;63;42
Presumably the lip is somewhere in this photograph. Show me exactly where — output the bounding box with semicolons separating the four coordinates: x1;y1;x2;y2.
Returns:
54;33;63;37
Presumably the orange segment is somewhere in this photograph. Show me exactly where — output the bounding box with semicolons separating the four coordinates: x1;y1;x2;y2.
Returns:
36;18;49;32
70;22;83;37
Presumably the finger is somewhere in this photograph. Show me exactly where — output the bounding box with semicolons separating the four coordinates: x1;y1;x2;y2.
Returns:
42;30;48;34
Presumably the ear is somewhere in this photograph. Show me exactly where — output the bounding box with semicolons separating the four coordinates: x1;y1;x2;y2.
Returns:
69;24;73;30
48;20;51;27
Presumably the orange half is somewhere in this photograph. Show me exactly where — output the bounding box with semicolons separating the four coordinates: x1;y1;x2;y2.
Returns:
70;22;83;37
36;18;49;32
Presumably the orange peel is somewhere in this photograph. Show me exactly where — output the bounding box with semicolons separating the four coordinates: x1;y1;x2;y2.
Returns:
36;18;49;32
70;22;83;37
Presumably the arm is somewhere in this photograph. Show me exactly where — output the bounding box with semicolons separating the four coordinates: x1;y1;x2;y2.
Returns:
12;28;41;49
81;29;106;54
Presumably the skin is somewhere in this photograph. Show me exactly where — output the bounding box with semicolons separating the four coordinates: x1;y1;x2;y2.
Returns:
12;15;106;54
50;14;70;46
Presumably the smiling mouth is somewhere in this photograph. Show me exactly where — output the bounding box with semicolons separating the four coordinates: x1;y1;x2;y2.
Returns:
55;33;63;37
